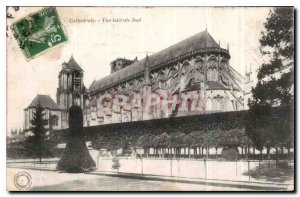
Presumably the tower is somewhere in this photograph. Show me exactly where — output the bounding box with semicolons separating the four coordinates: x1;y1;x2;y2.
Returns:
142;54;152;120
244;64;253;110
57;56;85;128
142;54;152;95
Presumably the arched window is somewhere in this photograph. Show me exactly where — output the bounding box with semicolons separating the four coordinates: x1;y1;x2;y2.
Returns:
73;94;81;106
212;96;224;111
157;71;165;81
213;68;218;81
73;71;81;91
220;59;227;68
168;67;177;79
187;78;195;87
207;68;213;81
51;115;58;126
194;59;204;69
181;62;190;75
207;57;218;81
187;98;192;112
207;98;212;110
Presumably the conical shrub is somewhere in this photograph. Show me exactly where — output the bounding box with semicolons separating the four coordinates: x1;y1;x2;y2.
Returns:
56;105;96;172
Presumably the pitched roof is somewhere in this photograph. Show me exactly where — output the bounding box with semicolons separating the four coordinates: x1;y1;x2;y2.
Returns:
89;30;220;93
206;81;230;90
27;95;60;110
206;81;240;91
63;56;83;72
181;83;201;93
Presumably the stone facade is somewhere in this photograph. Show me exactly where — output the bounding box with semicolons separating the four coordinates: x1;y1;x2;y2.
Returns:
24;30;246;130
84;30;245;126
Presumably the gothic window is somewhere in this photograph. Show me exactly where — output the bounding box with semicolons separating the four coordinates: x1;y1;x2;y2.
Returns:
194;59;204;70
212;98;218;110
207;56;218;81
51;115;58;126
212;96;224;111
73;94;81;106
187;78;195;87
73;72;81;92
167;67;177;79
221;59;227;69
187;98;192;112
59;75;62;88
64;95;67;106
207;97;212;110
200;72;205;82
220;97;225;110
231;100;238;110
213;68;218;81
245;73;251;83
181;61;190;75
160;71;166;80
63;74;67;89
207;68;213;81
194;59;205;82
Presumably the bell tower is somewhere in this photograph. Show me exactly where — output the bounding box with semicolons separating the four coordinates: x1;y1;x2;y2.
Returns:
57;56;85;128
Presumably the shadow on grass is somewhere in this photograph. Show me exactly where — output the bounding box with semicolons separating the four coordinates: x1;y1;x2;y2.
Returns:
243;161;294;183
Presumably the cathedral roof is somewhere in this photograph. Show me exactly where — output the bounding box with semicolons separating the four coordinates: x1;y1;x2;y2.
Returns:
26;94;60;110
89;30;221;93
206;81;240;91
206;81;230;90
62;56;83;72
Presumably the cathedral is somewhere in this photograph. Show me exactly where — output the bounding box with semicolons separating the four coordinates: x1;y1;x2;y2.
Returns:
24;29;246;130
84;29;245;126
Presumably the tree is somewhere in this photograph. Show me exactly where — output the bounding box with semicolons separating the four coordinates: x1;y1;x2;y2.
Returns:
25;103;50;163
190;131;206;158
250;7;294;107
183;133;194;159
153;132;170;158
251;7;294;106
240;128;253;158
91;133;107;150
137;133;154;158
205;130;223;158
168;132;186;158
106;132;123;156
247;7;294;153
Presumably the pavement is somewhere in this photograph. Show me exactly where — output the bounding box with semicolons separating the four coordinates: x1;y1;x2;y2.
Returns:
7;166;292;191
86;171;292;191
7;158;294;191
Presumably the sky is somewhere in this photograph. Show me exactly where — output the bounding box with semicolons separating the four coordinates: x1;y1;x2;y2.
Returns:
6;7;271;135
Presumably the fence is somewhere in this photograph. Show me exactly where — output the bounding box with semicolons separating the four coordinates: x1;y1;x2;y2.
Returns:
96;157;294;183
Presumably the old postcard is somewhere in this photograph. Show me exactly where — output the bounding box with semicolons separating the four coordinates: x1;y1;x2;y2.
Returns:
6;6;294;191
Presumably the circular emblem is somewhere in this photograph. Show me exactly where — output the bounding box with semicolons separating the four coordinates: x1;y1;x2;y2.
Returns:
14;171;32;190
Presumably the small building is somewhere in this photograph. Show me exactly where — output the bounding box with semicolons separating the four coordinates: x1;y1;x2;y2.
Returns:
24;94;62;131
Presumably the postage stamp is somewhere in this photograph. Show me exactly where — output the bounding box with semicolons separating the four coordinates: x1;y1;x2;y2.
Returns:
11;7;68;60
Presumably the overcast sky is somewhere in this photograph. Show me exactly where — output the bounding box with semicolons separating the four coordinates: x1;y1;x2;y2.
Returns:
6;7;271;134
